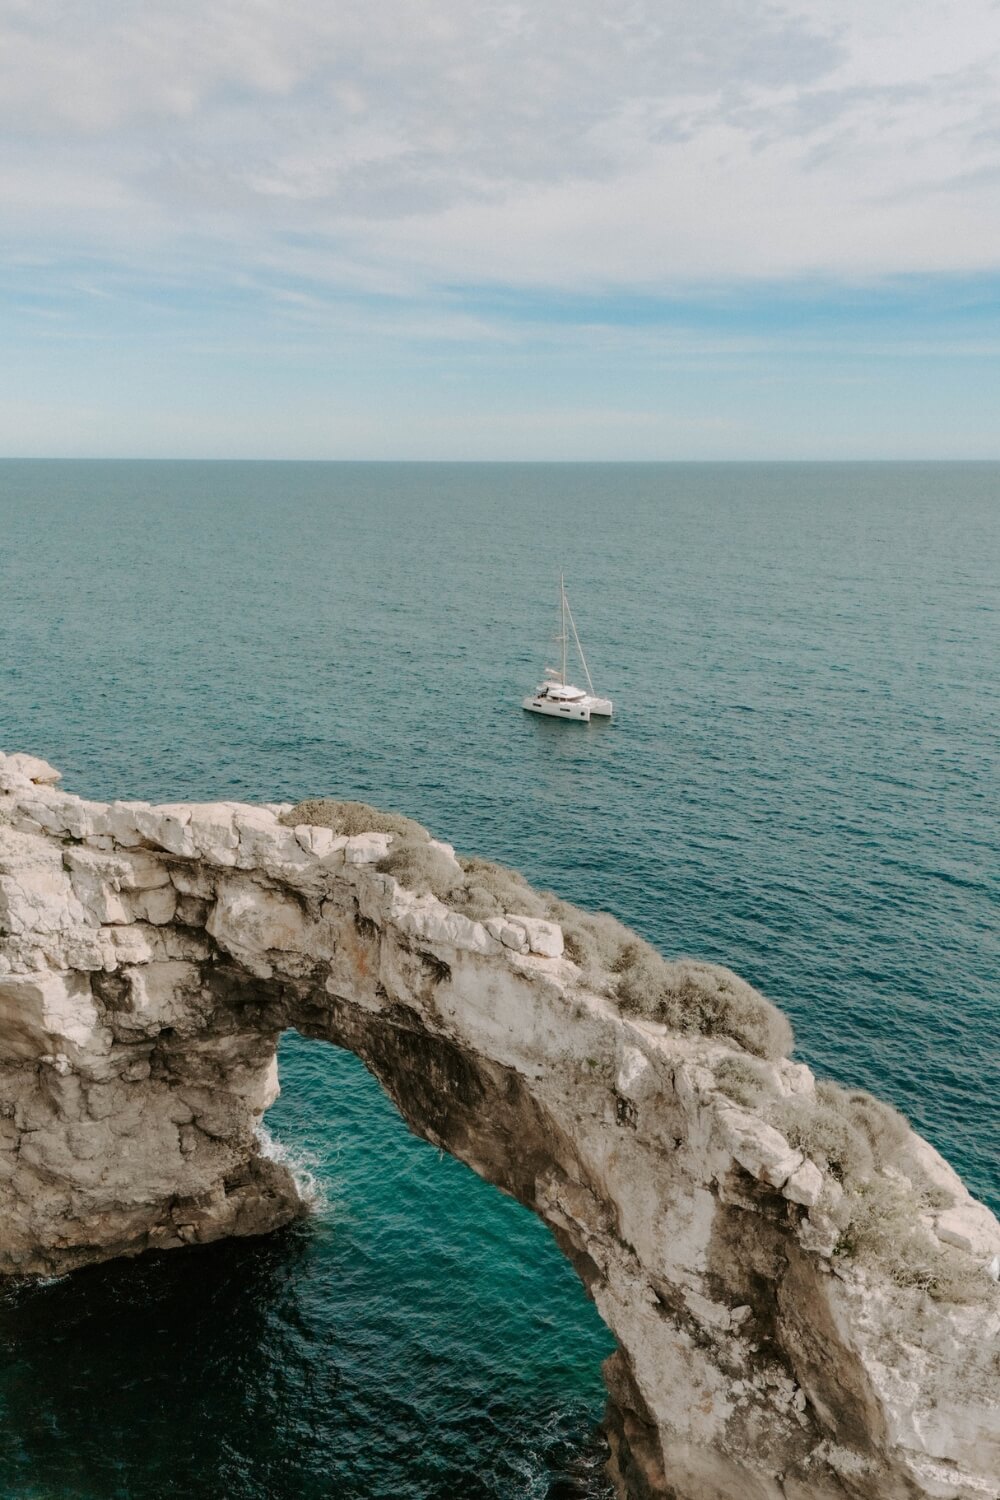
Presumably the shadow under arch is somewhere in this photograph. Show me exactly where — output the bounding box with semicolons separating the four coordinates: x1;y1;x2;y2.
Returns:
263;1030;618;1498
248;947;673;1500
0;1028;616;1500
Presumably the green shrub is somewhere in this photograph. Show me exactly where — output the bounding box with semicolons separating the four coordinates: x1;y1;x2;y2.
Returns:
556;909;636;986
529;908;794;1061
771;1096;874;1184
835;1180;997;1305
761;1076;992;1301
612;940;665;1000
805;1082;955;1203
285;799;794;1060
883;1131;959;1211
919;1182;956;1211
280;798;428;840
657;961;794;1060
411;854;793;1059
838;1087;911;1160
454;856;549;922
757;1077;995;1304
376;840;463;900
714;1054;774;1108
606;948;792;1060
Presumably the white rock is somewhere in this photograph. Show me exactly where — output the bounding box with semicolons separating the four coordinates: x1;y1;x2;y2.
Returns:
343;832;393;865
783;1159;824;1207
510;914;563;958
393;896;494;955
428;837;463;876
12;791;79;837
186;804;241;866
719;1106;803;1188
293;824;346;859
485;917;528;952
257;1053;280;1113
64;848;131;926
165;864;216;900
3;761;1000;1500
905;1133;967;1202
0;859;88;936
207;879;321;959
935;1203;1000;1259
131;805;197;858
133;884;178;926
0;970;107;1058
230;807;314;872
2;752;62;785
119;852;173;890
104;802;151;847
120;960;201;1029
617;1044;653;1101
683;1286;734;1332
778;1060;815;1097
107;926;159;966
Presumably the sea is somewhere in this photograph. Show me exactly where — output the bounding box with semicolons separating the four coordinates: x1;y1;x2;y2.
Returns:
0;460;997;1500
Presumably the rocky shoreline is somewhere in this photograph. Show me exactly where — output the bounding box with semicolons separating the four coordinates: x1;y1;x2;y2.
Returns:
1;749;998;1499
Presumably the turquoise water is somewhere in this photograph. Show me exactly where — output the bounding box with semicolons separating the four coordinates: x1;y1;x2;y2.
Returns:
0;460;997;1498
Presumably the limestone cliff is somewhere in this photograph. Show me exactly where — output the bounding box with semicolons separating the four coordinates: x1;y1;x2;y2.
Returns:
1;749;997;1500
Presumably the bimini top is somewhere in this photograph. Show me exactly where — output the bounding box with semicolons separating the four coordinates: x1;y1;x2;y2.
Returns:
537;682;586;702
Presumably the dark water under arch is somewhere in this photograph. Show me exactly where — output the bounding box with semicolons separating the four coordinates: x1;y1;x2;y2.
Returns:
0;1035;616;1500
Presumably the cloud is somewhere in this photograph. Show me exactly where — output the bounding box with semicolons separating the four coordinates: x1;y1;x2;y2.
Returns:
1;0;997;295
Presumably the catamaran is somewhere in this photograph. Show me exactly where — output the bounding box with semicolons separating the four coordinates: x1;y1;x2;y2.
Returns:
522;575;613;722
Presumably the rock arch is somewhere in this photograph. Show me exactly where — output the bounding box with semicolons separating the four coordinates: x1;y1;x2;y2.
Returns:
1;752;998;1500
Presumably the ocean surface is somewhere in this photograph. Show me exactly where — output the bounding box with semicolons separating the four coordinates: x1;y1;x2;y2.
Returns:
0;460;997;1499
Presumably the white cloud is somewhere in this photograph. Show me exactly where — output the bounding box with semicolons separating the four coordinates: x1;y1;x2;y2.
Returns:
1;0;999;291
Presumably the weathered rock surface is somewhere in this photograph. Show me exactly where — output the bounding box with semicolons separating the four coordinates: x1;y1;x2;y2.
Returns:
1;750;998;1500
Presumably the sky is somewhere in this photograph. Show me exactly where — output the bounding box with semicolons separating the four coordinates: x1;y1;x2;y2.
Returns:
2;0;1000;459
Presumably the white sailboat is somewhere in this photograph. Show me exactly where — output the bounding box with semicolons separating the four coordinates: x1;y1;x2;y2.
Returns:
522;574;613;722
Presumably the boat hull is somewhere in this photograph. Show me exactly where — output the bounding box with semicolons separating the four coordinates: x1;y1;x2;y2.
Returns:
522;695;612;722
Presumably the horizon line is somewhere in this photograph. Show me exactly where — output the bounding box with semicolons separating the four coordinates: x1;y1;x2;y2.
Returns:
3;455;1000;466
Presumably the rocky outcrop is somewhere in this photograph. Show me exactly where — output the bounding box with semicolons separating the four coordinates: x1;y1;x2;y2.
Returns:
1;749;998;1500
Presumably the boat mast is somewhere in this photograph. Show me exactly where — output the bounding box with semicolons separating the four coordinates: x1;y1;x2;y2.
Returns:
560;572;567;685
565;587;596;695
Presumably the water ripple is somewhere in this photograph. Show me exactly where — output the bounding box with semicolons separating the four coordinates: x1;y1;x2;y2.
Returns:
0;459;997;1498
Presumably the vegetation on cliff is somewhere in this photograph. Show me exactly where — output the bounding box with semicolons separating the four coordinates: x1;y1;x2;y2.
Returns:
282;798;791;1059
283;796;999;1306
